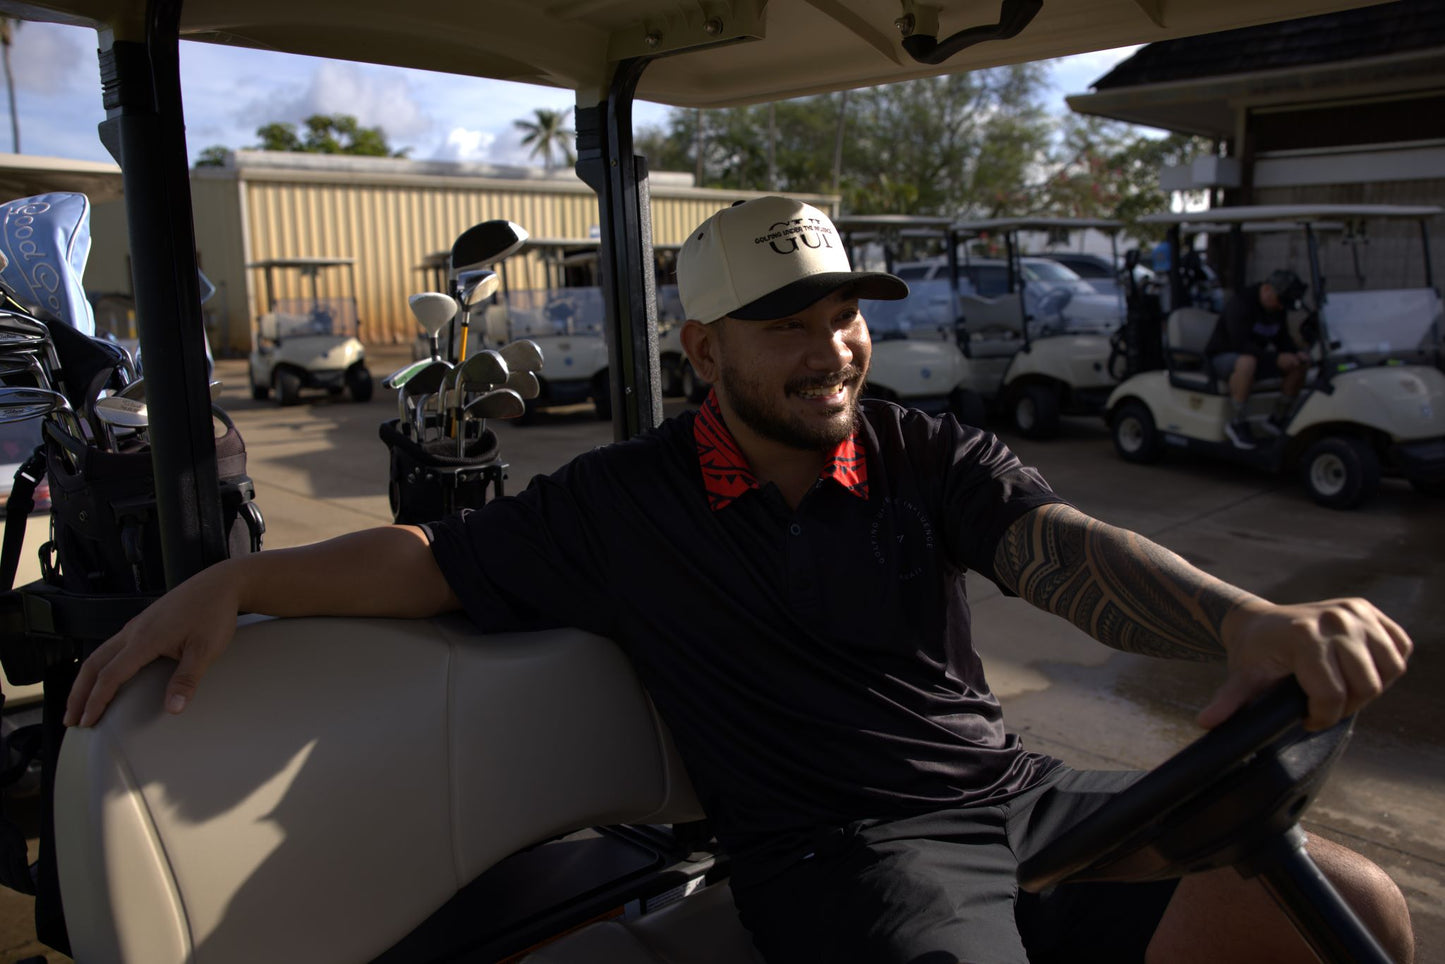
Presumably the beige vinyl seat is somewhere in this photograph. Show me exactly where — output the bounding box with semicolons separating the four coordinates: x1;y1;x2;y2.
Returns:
1166;307;1283;394
55;615;764;964
957;293;1026;359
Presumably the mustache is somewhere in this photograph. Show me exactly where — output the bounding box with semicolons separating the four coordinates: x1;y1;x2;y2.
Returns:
786;366;865;395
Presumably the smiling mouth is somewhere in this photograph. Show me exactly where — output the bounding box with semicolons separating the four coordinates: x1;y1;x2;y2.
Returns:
796;383;845;399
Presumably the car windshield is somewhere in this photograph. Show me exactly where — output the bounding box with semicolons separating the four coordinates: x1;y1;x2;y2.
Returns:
503;286;608;338
261;298;360;340
862;278;954;337
1022;260;1083;283
1053;256;1111;278
1320;288;1443;366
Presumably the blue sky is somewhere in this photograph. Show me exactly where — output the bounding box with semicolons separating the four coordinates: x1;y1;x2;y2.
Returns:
4;20;1142;168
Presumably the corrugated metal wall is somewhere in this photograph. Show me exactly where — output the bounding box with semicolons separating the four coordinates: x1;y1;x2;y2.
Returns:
202;159;836;352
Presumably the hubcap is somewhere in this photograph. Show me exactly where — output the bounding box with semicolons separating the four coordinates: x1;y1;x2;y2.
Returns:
1310;453;1348;496
1118;417;1143;453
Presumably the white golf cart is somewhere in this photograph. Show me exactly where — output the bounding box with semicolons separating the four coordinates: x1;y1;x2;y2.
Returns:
247;257;372;406
944;218;1127;437
1106;204;1445;509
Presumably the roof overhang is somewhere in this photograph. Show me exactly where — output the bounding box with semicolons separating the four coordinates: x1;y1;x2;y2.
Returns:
0;152;124;203
1066;44;1445;138
1140;203;1443;226
0;0;1403;109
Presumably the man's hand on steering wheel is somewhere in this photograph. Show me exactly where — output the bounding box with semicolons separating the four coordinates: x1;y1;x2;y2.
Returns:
1199;598;1412;733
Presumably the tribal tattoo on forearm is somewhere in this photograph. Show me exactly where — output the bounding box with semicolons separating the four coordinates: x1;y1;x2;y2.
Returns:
994;504;1256;661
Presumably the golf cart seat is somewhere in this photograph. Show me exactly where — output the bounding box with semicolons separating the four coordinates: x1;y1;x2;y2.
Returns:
54;615;763;963
957;293;1025;358
1166;307;1282;394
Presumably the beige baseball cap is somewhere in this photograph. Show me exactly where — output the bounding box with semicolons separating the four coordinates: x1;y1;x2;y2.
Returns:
677;196;908;323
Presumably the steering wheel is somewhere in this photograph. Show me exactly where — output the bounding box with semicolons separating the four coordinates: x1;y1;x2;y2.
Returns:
1017;678;1392;964
1033;286;1072;321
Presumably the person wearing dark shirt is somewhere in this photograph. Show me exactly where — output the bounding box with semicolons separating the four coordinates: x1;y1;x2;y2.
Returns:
64;198;1413;963
1206;269;1312;448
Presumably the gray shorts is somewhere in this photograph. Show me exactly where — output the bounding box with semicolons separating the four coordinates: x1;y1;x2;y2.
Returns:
730;768;1179;964
1212;351;1283;381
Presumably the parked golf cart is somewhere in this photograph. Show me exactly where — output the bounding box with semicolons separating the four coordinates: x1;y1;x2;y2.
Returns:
941;217;1127;438
246;257;372;406
0;1;1413;962
1106;204;1445;509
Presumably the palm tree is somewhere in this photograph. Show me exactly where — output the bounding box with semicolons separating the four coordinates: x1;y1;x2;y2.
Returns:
513;108;574;172
1;19;18;153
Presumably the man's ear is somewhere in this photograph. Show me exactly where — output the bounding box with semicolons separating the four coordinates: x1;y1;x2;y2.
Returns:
680;319;722;384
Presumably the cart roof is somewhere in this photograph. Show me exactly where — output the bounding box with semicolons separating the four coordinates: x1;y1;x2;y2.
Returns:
246;257;357;268
1141;205;1444;226
833;215;954;230
0;0;1388;109
951;217;1124;233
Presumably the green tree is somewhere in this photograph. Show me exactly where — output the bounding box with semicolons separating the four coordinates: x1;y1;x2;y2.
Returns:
251;114;409;157
195;145;230;168
513;108;575;171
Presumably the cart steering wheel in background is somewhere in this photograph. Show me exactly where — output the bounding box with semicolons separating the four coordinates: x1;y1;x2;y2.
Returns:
1017;678;1393;964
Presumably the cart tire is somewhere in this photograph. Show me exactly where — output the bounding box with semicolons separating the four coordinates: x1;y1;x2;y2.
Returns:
347;366;374;403
249;364;269;401
948;387;988;428
1300;436;1378;509
682;362;708;404
276;368;302;407
593;371;612;421
1011;384;1060;439
1112;400;1162;464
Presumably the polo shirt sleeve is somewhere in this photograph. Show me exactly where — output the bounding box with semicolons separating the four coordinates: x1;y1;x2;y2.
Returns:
935;419;1067;593
423;456;619;638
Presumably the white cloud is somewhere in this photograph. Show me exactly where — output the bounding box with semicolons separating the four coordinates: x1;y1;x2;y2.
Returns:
433;126;496;162
8;22;92;96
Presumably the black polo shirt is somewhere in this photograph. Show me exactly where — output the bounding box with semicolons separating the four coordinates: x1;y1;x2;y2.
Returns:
427;396;1066;859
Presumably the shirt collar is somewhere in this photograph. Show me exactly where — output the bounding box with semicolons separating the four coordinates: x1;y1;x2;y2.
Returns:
693;389;869;511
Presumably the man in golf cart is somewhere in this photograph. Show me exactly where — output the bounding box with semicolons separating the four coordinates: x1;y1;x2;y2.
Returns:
65;197;1413;964
1207;268;1314;448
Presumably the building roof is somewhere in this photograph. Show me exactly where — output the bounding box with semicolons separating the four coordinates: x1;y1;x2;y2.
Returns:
1093;0;1445;90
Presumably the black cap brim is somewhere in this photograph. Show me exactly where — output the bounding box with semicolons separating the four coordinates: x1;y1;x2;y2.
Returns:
729;271;909;321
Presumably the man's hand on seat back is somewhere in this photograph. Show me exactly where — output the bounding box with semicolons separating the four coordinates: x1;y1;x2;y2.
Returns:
1200;597;1412;732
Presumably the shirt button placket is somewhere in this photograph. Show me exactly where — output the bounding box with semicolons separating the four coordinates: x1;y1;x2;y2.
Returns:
788;521;818;603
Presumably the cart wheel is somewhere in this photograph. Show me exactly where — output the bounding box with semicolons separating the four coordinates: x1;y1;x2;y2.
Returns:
249;364;269;401
1011;384;1060;439
276;368;302;407
1112;400;1162;464
1300;436;1378;509
948;387;988;428
347;366;374;403
681;362;709;404
593;371;612;421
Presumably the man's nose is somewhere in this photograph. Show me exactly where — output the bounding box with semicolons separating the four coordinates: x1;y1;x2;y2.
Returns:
806;326;853;370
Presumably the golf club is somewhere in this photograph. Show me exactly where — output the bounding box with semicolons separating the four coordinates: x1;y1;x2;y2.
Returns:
456;270;500;364
447;220;528;358
407;292;458;362
457;387;526;457
444;349;509;439
399;361;452;430
497;338;544;374
503;370;540;400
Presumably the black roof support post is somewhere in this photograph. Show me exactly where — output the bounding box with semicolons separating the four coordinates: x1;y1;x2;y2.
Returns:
575;57;663;442
97;0;226;588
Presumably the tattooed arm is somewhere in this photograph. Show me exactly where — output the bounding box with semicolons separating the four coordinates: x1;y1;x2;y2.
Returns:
994;503;1412;730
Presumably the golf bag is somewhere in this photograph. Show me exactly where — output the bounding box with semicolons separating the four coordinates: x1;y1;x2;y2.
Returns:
378;417;506;525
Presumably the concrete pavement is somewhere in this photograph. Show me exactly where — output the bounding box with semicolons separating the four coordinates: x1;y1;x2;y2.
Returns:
1;343;1440;961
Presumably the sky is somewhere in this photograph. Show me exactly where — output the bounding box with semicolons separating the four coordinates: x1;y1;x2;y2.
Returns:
1;20;1142;168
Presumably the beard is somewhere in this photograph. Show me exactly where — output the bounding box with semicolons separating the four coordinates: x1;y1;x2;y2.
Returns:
716;359;865;451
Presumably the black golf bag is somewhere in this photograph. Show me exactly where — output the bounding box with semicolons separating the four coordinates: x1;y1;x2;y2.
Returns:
378;417;506;525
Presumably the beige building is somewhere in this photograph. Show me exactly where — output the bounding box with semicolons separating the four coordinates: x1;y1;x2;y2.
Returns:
73;150;832;355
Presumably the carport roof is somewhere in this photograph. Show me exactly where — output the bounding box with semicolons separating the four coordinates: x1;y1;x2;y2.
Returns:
1067;0;1445;137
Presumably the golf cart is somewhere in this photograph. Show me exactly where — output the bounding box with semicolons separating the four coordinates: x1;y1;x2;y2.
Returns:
247;257;372;406
944;217;1127;437
0;0;1415;962
1105;204;1445;509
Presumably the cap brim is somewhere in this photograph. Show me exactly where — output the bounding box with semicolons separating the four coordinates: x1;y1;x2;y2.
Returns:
729;271;908;321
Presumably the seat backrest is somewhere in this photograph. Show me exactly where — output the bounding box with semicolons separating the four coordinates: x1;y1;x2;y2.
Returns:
1167;307;1221;357
957;293;1025;335
55;615;702;964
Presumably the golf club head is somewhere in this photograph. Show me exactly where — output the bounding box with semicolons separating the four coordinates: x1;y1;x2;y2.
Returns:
383;358;437;390
497;339;544;374
464;387;527;421
503;370;540;400
457;348;509;389
401;361;452;398
0;385;69;423
407;292;458;337
110;378;221;403
459;271;500;309
451;220;529;278
0;311;50;351
93;394;149;429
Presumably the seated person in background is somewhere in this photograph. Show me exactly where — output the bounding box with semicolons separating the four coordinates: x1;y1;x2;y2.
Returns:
1207;268;1312;448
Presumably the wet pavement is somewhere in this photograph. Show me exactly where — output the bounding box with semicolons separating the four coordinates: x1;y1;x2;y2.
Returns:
1;344;1440;961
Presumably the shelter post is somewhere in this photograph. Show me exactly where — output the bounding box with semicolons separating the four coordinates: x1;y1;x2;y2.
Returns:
96;0;226;587
575;58;663;442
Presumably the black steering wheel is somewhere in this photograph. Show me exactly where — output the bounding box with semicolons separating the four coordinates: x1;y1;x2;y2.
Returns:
1017;678;1392;964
